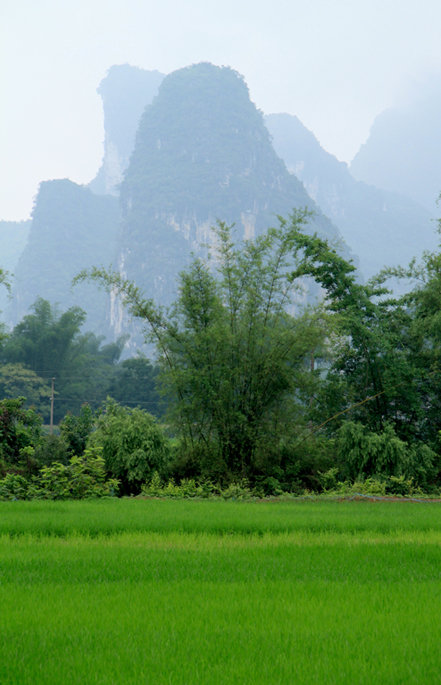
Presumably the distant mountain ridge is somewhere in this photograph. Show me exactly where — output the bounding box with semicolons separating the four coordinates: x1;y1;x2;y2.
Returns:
350;77;441;213
266;113;436;277
5;62;439;344
8;63;348;343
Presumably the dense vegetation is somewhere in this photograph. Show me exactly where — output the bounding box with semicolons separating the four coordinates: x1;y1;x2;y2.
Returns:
0;298;160;423
74;209;441;495
3;203;441;497
0;285;164;492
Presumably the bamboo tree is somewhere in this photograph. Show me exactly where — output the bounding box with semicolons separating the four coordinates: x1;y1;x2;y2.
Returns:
76;211;327;479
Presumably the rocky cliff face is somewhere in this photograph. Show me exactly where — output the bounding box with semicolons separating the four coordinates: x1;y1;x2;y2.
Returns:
117;63;348;320
266;113;435;278
89;65;164;196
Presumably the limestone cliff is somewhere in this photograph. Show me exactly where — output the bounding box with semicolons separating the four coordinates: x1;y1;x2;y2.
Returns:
89;65;164;196
117;63;349;321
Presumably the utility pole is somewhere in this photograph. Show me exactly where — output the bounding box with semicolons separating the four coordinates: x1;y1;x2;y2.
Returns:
50;377;55;434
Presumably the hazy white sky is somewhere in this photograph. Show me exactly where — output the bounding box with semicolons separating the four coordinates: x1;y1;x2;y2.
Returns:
2;0;441;221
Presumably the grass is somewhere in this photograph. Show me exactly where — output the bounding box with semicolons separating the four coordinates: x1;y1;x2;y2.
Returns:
1;499;441;683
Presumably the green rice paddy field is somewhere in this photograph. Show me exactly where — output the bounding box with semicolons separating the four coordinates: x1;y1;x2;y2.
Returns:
1;498;441;684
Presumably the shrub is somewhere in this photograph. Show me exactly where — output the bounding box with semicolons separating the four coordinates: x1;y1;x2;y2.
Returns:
317;467;340;492
0;473;32;500
0;448;119;501
337;421;439;487
141;472;217;499
220;480;254;500
37;448;119;499
141;474;259;499
88;400;170;494
385;475;416;496
60;404;95;456
0;397;42;476
33;433;70;467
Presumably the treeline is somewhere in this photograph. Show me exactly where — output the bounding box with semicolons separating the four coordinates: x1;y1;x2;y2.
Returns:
0;298;161;422
2;208;441;498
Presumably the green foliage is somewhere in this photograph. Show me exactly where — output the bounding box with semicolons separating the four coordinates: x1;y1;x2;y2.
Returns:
79;211;327;481
37;448;119;499
335;421;438;487
220;480;255;500
385;475;417;496
141;473;257;500
0;397;42;476
0;448;119;500
76;209;441;492
142;471;291;499
33;433;70;467
316;473;420;498
0;473;33;500
1;299;125;421
0;363;51;415
317;467;340;492
3;298;86;381
272;433;337;493
291;226;441;461
141;472;216;499
405;443;440;490
60;404;95;456
337;422;407;480
88;400;170;493
288;228;403;434
107;356;162;415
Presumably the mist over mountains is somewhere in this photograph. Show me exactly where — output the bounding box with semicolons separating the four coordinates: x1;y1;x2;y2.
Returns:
351;76;441;213
0;220;30;314
265;113;435;278
3;62;441;344
89;65;165;197
10;180;120;330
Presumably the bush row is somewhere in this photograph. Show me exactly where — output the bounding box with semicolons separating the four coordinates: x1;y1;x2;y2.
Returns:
0;448;119;500
2;395;441;499
2;460;437;501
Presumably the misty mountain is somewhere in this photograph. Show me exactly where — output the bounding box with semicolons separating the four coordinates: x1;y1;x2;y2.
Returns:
111;63;349;337
7;63;349;344
89;64;165;196
9;179;120;331
266;113;436;277
350;77;441;214
0;220;30;315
